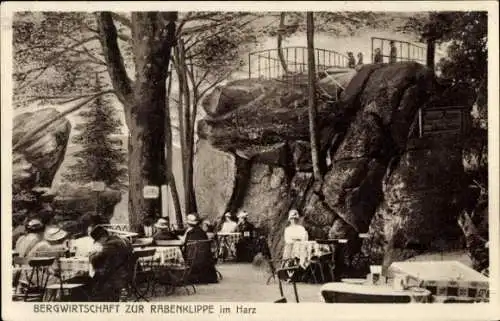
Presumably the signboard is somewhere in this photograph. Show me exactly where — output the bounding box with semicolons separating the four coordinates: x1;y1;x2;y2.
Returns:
91;181;106;192
419;107;464;137
143;185;159;199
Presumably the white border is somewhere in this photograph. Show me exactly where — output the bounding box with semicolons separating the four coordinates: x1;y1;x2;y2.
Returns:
1;2;499;321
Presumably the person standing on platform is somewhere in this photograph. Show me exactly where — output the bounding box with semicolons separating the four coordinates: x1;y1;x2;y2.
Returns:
356;52;364;69
373;48;383;63
347;52;356;68
389;41;398;63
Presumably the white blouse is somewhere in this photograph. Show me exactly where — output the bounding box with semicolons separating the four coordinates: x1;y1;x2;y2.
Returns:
284;224;309;243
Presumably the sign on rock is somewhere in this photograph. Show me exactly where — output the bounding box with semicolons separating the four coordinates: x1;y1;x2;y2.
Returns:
419;107;464;137
143;185;160;199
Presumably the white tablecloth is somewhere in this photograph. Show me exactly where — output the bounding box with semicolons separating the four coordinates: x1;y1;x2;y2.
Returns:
139;246;184;266
282;241;331;269
320;282;431;303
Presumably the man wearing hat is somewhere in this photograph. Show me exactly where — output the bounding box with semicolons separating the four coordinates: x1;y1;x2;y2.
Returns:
15;219;51;257
182;214;218;284
235;211;256;263
284;209;308;243
88;225;134;301
44;226;71;252
152;217;177;243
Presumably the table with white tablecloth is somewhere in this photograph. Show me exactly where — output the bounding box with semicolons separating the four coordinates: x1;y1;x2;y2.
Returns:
216;232;242;259
282;241;331;269
320;282;431;303
138;246;184;266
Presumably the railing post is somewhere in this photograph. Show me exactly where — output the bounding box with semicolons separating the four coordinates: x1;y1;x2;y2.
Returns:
248;53;251;78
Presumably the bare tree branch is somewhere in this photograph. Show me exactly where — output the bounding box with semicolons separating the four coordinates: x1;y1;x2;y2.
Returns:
96;12;134;110
20;90;115;105
17;36;100;90
13;90;115;152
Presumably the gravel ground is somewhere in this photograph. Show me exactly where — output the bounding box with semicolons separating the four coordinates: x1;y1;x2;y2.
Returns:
150;262;324;303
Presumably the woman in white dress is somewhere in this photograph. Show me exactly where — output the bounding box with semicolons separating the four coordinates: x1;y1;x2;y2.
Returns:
219;212;237;233
284;209;308;243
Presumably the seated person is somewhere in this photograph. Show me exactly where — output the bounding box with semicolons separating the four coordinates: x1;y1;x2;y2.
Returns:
219;212;237;233
88;226;134;302
182;214;218;284
43;226;71;254
152;218;177;243
15;219;51;258
284;209;308;243
72;214;108;257
201;219;216;240
235;211;256;263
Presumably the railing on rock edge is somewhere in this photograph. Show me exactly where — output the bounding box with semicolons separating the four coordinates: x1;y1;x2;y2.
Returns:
248;47;350;81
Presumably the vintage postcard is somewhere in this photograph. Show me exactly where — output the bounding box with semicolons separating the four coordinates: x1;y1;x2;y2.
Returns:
1;1;499;321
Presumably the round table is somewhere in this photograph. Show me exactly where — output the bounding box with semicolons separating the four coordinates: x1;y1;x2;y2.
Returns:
320;282;431;303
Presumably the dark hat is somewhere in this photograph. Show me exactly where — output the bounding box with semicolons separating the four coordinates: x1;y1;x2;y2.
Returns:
89;225;109;241
26;219;44;232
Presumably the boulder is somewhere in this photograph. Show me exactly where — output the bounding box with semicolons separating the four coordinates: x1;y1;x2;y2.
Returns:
324;63;437;236
194;139;236;221
52;183;122;224
12;108;71;192
239;164;290;259
196;62;474;263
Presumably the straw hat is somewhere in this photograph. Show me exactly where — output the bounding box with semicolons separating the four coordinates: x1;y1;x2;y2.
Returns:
44;226;69;243
186;213;200;226
237;211;248;219
288;209;299;220
154;218;170;229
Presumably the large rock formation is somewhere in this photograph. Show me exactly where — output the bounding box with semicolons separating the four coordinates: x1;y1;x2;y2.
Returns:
13;108;71;192
196;63;474;261
51;182;122;233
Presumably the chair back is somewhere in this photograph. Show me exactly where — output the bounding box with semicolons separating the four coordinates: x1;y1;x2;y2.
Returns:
21;257;56;301
275;265;300;303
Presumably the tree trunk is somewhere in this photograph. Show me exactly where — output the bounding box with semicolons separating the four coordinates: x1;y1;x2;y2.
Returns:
306;12;322;182
97;12;177;233
426;39;435;71
177;39;198;215
277;12;289;74
164;70;183;226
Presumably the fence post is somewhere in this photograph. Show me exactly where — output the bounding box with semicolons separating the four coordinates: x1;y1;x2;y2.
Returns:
248;53;251;78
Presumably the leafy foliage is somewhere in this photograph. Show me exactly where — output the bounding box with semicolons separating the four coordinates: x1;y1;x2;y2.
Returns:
62;75;127;189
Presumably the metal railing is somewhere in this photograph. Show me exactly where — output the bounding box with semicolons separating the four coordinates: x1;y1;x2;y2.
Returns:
371;37;426;64
248;46;350;80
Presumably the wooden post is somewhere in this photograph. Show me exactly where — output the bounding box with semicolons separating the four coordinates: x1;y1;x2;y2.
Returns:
306;12;321;182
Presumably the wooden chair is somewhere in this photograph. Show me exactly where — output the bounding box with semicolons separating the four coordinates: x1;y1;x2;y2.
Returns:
129;248;157;302
164;242;199;295
275;266;300;303
13;257;56;302
44;253;88;302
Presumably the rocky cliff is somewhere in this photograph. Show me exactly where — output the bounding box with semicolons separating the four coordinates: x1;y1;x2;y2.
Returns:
195;62;475;262
13;108;71;192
